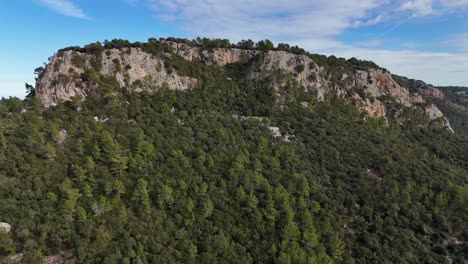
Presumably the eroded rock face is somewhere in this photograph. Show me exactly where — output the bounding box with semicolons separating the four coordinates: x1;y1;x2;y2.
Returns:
363;99;386;118
258;51;328;100
426;104;444;119
355;69;423;107
167;42;201;62
208;48;258;66
167;42;259;66
35;50;89;107
426;104;454;133
36;48;197;107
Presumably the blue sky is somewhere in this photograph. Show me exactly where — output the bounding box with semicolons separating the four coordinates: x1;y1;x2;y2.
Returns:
1;0;467;98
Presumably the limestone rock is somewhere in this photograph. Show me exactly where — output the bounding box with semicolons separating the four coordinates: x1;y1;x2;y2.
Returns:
268;127;282;137
257;51;328;100
167;42;258;66
355;69;420;106
207;48;258;66
426;104;454;133
36;48;197;107
426;104;444;120
0;222;11;233
363;99;386;118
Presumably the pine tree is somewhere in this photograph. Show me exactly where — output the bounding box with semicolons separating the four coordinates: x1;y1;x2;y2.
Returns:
131;179;150;215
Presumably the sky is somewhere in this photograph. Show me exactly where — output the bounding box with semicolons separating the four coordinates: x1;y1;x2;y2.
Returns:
1;0;467;99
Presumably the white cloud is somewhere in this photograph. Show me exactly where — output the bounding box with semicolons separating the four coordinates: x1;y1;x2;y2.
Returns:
37;0;89;19
399;0;433;16
353;14;384;27
440;0;468;6
444;33;468;52
129;0;468;86
397;0;468;16
144;0;381;40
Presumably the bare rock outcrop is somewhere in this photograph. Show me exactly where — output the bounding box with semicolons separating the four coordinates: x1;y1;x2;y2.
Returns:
426;104;454;133
355;69;423;107
257;51;328;100
36;48;197;107
0;222;11;233
426;104;445;120
207;48;258;66
363;99;386;118
351;68;452;126
5;251;71;264
167;42;201;61
167;42;258;66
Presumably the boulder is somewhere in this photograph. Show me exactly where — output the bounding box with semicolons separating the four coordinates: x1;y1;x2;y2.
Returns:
0;222;12;233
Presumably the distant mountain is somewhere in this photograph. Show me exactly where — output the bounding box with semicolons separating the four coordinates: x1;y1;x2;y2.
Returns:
1;38;466;264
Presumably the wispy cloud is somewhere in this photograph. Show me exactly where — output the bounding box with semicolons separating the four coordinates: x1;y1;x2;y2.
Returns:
440;0;468;6
36;0;89;19
124;0;468;86
353;15;385;27
444;33;468;52
141;0;382;40
399;0;433;16
135;0;466;40
397;0;468;17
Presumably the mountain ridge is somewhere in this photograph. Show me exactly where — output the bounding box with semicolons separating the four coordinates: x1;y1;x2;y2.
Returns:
33;38;453;132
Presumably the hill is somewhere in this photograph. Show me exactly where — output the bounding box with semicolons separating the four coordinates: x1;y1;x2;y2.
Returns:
0;38;466;264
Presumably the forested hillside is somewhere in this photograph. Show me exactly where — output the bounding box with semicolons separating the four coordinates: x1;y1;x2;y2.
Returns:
0;38;467;264
433;86;468;137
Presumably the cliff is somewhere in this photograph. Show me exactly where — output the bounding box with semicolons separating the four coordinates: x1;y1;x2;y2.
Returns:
34;39;453;132
36;47;197;107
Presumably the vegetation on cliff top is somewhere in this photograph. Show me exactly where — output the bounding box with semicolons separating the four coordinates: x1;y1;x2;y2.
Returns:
58;37;383;72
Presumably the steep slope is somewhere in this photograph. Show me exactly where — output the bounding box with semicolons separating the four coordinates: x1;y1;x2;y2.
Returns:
1;38;465;264
433;86;468;136
34;39;452;132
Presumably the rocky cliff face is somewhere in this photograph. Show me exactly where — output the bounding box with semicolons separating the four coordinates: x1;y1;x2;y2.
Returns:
36;48;197;107
355;69;424;107
35;40;453;132
258;51;329;100
167;41;259;66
